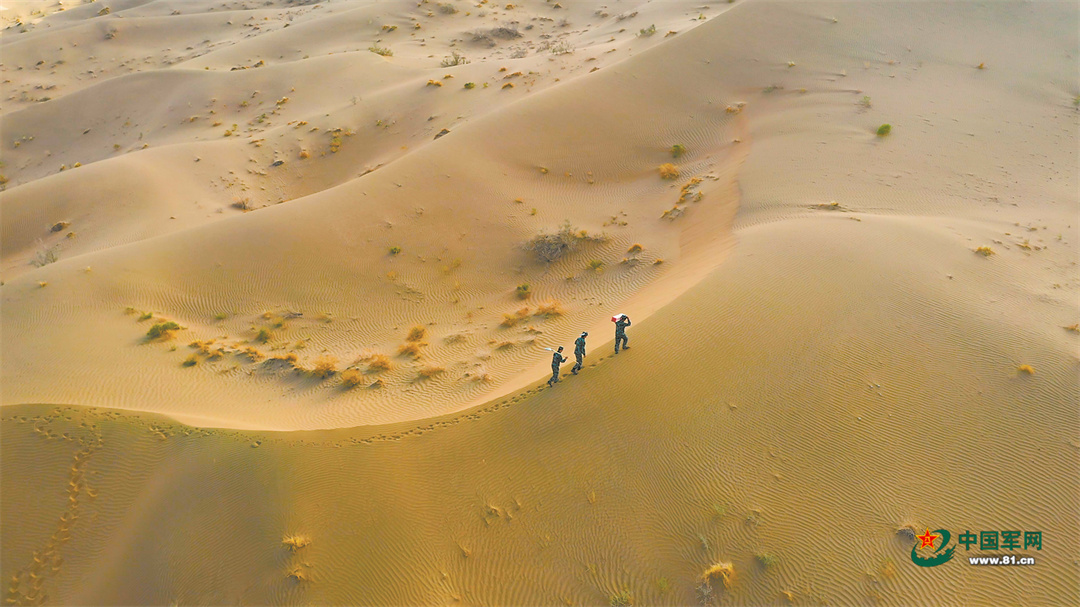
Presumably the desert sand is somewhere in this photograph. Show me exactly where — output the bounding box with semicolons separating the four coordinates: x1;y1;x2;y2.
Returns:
2;0;1078;604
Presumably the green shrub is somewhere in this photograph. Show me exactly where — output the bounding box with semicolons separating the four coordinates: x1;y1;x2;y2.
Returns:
146;321;181;340
515;283;531;299
389;246;402;255
876;123;891;136
670;144;686;158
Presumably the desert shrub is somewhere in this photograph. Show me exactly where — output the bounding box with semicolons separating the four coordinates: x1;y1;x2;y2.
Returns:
282;535;311;550
341;369;364;388
437;2;458;14
312;355;338;379
365;353;393;371
670;144;686;158
406;325;427;342
534;299;564;317
587;259;604;272
147;321;181;340
272;352;300;365
398;342;424;358
182;354;199;367
255;328;272;343
464;82;476;89
441;51;468;67
417;365;446;379
756;553;778;567
31;243;59;267
860;95;872;108
369;44;393;57
639;24;656;36
501;306;531;327
240;346;264;362
876;123;891;136
658;163;680;179
138;311;154;321
1018;364;1035;375
515;283;531;299
627;243;643;254
502;82;514;89
974;246;995;256
702;562;735;589
550;41;573;55
388;246;402;255
524;221;607;263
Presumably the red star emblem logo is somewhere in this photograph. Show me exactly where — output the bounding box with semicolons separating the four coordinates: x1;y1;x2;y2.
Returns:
916;528;939;549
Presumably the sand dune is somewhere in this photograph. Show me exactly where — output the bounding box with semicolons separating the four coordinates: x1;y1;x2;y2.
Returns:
2;0;1078;604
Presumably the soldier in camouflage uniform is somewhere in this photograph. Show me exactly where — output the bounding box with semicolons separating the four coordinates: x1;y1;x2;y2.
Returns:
614;315;631;354
571;332;588;375
548;346;568;387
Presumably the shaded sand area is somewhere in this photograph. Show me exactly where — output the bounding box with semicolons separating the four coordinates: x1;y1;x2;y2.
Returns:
3;0;1080;604
4;220;1079;603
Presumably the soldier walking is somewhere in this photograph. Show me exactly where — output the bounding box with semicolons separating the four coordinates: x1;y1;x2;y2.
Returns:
613;314;631;354
548;346;568;387
571;332;588;375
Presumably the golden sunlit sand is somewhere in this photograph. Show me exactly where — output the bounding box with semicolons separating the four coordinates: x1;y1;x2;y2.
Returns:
2;0;1078;604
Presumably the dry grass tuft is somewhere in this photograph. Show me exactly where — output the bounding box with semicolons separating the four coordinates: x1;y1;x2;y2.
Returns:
282;535;311;550
270;352;300;366
627;243;644;255
524;220;608;263
1017;364;1035;375
182;354;199;367
312;355;338;379
147;321;181;340
364;353;394;371
515;283;531;299
341;369;364;388
534;299;564;317
406;325;427;342
974;246;995;256
398;342;425;358
702;562;735;589
658;163;680;179
502;306;532;327
239;346;264;362
417;365;446;379
1064;324;1079;333
426;79;444;87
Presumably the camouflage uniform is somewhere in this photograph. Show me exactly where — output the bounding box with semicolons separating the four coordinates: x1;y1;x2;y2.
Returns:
614;317;631;353
571;335;587;374
548;350;568;386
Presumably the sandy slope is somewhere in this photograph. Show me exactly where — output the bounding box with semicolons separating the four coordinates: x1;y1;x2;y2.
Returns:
2;0;1079;604
3;0;751;429
4;216;1077;603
